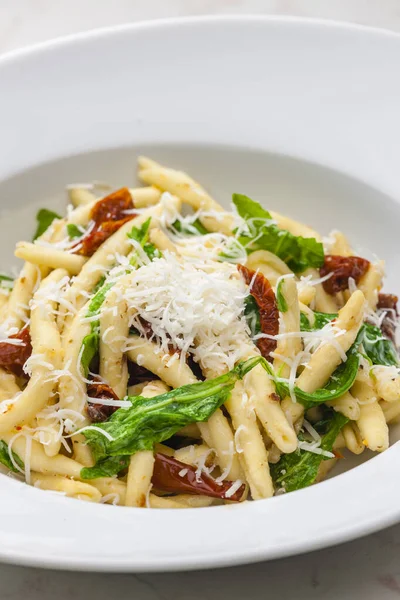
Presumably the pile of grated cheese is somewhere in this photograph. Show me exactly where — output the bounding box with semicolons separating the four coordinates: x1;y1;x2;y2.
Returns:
111;251;253;373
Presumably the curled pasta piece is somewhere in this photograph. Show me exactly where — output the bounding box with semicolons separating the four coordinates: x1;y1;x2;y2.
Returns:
59;305;90;420
298;285;316;306
129;186;162;208
246;250;292;286
149;228;180;253
126;335;197;388
358;261;384;311
99;282;130;399
68;188;97;207
372;366;400;403
71;435;94;468
0;367;20;400
126;451;155;508
89;476;127;504
6;263;44;329
31;473;101;502
0;269;67;434
58;299;94;466
138;156;233;234
303;267;338;313
125;380;169;507
198;408;243;480
273;277;301;377
7;219;65;328
175;423;201;439
327;230;353;256
352;379;389;452
174;443;213;466
326;391;361;421
245;359;297;453
15;242;86;275
127;381;150;396
342;422;365;455
1;432;84;479
225;381;273;499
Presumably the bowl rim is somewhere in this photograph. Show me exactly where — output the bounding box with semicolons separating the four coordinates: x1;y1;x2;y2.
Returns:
1;14;399;66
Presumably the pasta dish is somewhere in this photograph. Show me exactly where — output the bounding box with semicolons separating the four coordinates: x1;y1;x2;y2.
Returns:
0;156;398;508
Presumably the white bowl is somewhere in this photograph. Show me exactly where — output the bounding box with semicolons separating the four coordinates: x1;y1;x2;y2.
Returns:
1;16;400;572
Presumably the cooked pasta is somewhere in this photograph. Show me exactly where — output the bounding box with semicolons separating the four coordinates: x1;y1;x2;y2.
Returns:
0;156;398;508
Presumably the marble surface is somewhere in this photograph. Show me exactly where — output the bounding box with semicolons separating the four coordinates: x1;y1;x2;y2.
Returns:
1;1;400;598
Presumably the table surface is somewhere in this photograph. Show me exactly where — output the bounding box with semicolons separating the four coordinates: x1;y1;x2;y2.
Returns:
1;1;400;598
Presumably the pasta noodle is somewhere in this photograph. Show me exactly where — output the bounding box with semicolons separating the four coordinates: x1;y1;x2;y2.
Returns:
0;155;397;508
15;242;86;275
125;380;169;507
32;473;102;502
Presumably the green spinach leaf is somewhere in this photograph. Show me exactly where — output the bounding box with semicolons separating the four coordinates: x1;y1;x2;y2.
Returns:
243;295;261;336
300;311;337;332
362;322;398;367
276;279;288;312
33;208;62;241
86;282;115;326
80;332;100;377
233;194;324;273
82;455;129;479
67;223;84;239
270;411;348;492
0;440;24;473
172;219;208;236
0;274;14;290
127;217;161;265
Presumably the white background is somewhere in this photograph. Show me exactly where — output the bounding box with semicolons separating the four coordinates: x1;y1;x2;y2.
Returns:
1;1;400;598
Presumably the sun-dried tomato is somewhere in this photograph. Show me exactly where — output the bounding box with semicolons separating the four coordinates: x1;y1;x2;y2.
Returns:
320;255;370;295
0;328;32;377
128;362;157;387
86;380;119;422
152;453;246;502
378;293;399;313
74;188;135;257
238;264;278;362
137;317;154;339
90;188;134;224
377;293;399;343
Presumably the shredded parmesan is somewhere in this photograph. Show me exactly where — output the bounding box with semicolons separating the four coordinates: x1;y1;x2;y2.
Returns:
234;424;247;454
109;251;252;373
224;478;243;499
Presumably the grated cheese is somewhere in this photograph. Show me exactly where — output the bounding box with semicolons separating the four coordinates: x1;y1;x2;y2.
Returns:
112;251;252;373
234;424;247;454
100;493;120;505
298;440;334;459
224;478;243;499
